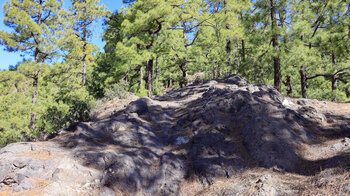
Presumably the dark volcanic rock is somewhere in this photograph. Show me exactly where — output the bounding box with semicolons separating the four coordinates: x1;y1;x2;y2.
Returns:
223;75;249;86
125;97;151;115
0;75;349;196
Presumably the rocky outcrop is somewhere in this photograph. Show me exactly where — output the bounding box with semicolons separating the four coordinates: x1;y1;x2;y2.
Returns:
1;75;349;195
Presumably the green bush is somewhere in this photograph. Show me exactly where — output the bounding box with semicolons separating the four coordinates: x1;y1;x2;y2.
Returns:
36;88;93;140
103;80;128;100
91;80;129;115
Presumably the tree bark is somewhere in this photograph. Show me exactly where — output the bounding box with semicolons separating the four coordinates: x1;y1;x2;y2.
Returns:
146;59;153;97
284;75;293;96
331;53;337;91
225;39;232;76
179;58;188;88
331;52;338;101
30;48;40;131
30;73;38;131
168;79;172;88
332;52;337;65
332;76;337;91
270;0;281;92
29;1;44;132
224;0;233;75
82;54;87;86
300;66;307;98
241;39;245;62
140;65;143;89
332;75;338;102
226;39;232;66
155;56;159;89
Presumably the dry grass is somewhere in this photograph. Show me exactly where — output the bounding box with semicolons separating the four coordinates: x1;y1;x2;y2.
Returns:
19;148;63;161
179;168;309;196
300;167;350;195
309;100;350;115
90;95;138;120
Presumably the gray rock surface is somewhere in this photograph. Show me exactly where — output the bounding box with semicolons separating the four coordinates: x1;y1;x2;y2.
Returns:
0;75;349;195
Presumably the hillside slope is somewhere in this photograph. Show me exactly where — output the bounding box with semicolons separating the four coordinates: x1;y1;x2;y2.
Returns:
0;75;349;196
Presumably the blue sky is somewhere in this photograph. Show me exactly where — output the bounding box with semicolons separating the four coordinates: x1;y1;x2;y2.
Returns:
0;0;124;70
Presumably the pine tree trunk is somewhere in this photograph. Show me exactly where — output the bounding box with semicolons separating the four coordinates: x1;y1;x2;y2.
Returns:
155;56;159;89
300;66;307;98
241;39;246;62
235;41;240;74
82;56;86;86
82;13;87;86
226;39;232;75
226;39;232;66
331;53;337;101
332;76;337;91
331;53;337;91
273;58;281;92
168;79;172;88
30;1;43;132
224;0;233;75
271;0;281;92
285;75;293;96
179;59;187;88
146;59;153;97
332;75;338;102
30;49;40;131
140;65;143;89
332;53;337;65
30;73;38;131
14;83;18;93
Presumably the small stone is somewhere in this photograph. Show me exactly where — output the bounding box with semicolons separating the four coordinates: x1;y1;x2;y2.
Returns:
192;119;201;128
3;177;15;185
175;137;189;145
282;98;295;108
118;126;126;132
30;144;37;151
58;130;67;135
342;137;350;146
297;99;309;105
331;142;344;151
13;160;27;169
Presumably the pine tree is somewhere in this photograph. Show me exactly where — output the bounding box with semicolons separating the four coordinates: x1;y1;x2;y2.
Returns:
288;0;350;100
90;11;126;98
117;0;173;97
94;0;349;101
0;0;63;131
68;0;108;86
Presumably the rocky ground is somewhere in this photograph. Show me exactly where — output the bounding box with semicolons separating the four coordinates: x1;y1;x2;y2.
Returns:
0;75;349;196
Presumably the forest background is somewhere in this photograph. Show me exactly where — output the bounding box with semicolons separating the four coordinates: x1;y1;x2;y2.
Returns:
0;0;349;146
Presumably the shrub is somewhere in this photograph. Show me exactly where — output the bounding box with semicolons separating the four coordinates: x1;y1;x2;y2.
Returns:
90;80;129;115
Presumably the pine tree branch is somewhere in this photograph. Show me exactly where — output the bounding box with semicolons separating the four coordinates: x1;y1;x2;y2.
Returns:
0;79;10;83
185;30;200;47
